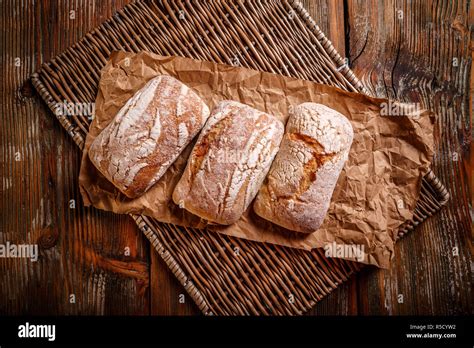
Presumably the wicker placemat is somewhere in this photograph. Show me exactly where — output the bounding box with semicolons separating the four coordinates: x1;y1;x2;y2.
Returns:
31;0;449;315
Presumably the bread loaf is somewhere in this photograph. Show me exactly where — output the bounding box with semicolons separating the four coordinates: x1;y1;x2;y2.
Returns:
172;100;284;225
88;75;210;198
253;103;353;233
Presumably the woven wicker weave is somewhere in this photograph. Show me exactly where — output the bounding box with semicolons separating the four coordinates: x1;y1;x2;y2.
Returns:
31;0;449;315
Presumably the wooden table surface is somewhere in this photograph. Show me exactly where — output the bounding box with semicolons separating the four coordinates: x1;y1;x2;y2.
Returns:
1;0;472;315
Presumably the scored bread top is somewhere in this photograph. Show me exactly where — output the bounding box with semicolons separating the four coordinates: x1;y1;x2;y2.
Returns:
253;102;353;233
88;75;210;198
173;100;284;225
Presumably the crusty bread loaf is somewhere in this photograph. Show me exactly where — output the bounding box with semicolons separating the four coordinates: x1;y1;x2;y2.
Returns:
88;75;210;198
253;102;353;233
172;100;284;225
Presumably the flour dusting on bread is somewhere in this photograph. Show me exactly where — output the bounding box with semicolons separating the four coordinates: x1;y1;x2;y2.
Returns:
172;100;284;225
253;103;353;233
88;75;210;198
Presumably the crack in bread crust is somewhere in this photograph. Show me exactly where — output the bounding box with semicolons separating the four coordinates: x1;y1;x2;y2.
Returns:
188;111;234;191
219;112;269;217
172;100;284;225
88;75;210;198
287;132;337;196
254;103;353;233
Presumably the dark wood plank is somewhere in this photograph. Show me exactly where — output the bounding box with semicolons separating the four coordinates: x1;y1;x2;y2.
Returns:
150;251;200;315
341;0;472;315
301;0;346;56
0;0;150;315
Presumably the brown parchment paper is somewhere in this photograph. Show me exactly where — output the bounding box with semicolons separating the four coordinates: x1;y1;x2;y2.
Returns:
79;51;434;268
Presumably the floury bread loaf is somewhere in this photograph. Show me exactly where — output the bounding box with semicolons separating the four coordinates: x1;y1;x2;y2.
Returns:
253;103;353;233
88;75;210;198
172;100;284;225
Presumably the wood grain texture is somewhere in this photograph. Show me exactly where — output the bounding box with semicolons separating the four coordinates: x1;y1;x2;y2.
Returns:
0;0;151;315
325;0;472;315
1;0;471;315
150;251;199;315
301;0;346;56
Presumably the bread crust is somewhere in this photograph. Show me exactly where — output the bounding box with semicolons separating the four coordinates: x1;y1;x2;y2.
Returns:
88;75;210;198
173;100;284;225
253;103;353;233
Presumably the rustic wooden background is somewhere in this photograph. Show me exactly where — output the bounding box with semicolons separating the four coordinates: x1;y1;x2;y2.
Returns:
0;0;472;315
